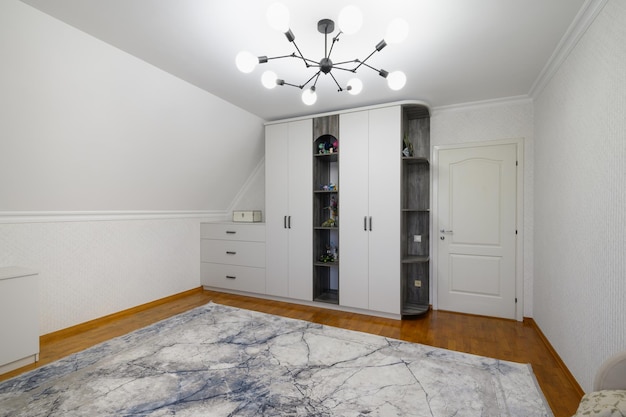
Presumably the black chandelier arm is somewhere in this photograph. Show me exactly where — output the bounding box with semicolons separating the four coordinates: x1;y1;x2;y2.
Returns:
290;39;311;68
276;79;301;88
261;53;320;68
330;64;359;73
351;59;389;78
351;39;387;72
328;71;344;92
326;30;342;60
308;71;322;89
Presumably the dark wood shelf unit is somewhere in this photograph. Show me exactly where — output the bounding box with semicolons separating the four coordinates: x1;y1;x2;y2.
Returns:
401;105;431;318
312;115;340;305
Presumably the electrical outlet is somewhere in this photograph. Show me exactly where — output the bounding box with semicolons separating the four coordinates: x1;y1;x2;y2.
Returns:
414;280;422;287
413;235;422;243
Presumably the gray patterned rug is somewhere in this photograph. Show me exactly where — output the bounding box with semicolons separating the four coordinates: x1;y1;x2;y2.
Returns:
0;302;553;416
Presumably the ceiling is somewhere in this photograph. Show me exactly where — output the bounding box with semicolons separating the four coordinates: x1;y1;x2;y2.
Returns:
20;0;586;121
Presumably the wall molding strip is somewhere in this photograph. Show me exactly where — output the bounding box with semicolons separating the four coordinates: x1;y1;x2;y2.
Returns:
529;0;609;98
0;210;230;224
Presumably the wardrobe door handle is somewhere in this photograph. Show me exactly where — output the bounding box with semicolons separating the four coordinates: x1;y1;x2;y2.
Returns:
225;230;236;235
225;275;236;279
364;216;367;231
226;251;237;255
369;216;372;231
288;216;291;229
284;215;287;229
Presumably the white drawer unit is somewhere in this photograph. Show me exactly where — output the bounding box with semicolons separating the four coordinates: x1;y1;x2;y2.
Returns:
200;222;266;294
201;222;265;242
0;267;39;374
201;263;266;293
201;240;265;268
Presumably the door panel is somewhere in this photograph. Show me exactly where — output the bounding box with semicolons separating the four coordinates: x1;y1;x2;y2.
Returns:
339;111;370;310
287;119;313;300
437;143;516;319
265;123;290;297
368;106;401;314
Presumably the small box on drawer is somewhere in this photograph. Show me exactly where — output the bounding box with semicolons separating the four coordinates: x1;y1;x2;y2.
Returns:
233;210;262;222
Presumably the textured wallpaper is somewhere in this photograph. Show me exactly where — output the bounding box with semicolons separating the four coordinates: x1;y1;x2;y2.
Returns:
533;0;625;393
0;217;211;334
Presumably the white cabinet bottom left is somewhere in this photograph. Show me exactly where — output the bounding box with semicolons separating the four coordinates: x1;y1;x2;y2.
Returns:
0;267;39;374
200;223;266;294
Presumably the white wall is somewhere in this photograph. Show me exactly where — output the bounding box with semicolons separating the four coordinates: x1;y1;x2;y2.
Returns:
533;0;626;393
431;99;534;317
0;0;266;334
0;0;265;212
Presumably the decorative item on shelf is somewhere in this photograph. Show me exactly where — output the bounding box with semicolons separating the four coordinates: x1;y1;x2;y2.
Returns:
320;182;337;191
319;243;338;263
320;195;338;228
402;133;414;157
236;3;409;105
232;210;262;222
318;140;338;154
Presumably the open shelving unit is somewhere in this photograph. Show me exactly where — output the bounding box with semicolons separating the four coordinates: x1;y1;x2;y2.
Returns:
312;116;340;304
401;105;431;317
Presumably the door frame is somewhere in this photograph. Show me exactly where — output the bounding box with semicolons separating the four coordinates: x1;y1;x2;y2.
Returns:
431;138;525;321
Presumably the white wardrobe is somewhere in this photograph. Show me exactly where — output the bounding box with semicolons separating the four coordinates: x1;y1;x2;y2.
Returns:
264;103;418;316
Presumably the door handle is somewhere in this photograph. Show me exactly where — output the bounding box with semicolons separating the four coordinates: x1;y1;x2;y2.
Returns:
226;251;237;255
440;229;453;233
288;215;291;229
369;216;372;231
284;216;287;229
364;216;367;231
225;275;236;279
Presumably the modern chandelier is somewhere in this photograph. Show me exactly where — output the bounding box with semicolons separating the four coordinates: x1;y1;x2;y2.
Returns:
236;3;409;105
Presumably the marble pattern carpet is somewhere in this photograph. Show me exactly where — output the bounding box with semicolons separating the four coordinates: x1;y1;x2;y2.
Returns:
0;302;553;416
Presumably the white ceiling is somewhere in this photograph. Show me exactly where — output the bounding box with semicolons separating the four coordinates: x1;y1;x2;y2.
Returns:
20;0;586;121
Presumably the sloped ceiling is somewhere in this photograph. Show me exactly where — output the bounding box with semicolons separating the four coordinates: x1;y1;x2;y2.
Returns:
20;0;586;121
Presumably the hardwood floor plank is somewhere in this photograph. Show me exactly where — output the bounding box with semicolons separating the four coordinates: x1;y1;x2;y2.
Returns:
0;289;582;416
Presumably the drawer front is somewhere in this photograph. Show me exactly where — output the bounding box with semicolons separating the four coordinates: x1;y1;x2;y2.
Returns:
201;263;265;294
201;240;265;268
200;223;265;242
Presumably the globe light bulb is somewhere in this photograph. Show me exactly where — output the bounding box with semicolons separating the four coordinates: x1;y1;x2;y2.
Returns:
302;88;317;105
262;71;278;89
236;51;257;73
338;5;362;35
347;78;363;95
266;2;290;33
385;18;409;44
387;71;406;90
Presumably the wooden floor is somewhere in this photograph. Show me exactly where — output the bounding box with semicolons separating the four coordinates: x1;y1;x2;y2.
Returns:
1;288;582;416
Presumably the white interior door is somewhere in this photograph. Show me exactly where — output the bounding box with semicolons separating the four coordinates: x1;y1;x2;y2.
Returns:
437;143;517;319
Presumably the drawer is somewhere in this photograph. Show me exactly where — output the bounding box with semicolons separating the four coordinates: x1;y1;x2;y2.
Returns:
201;240;265;268
200;223;265;242
201;263;265;294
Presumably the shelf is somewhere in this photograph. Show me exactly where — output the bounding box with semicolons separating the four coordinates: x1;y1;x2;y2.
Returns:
402;208;430;212
314;190;338;194
314;289;339;304
401;304;429;317
402;255;429;264
314;152;338;162
402;156;429;165
314;261;339;267
314;226;338;230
